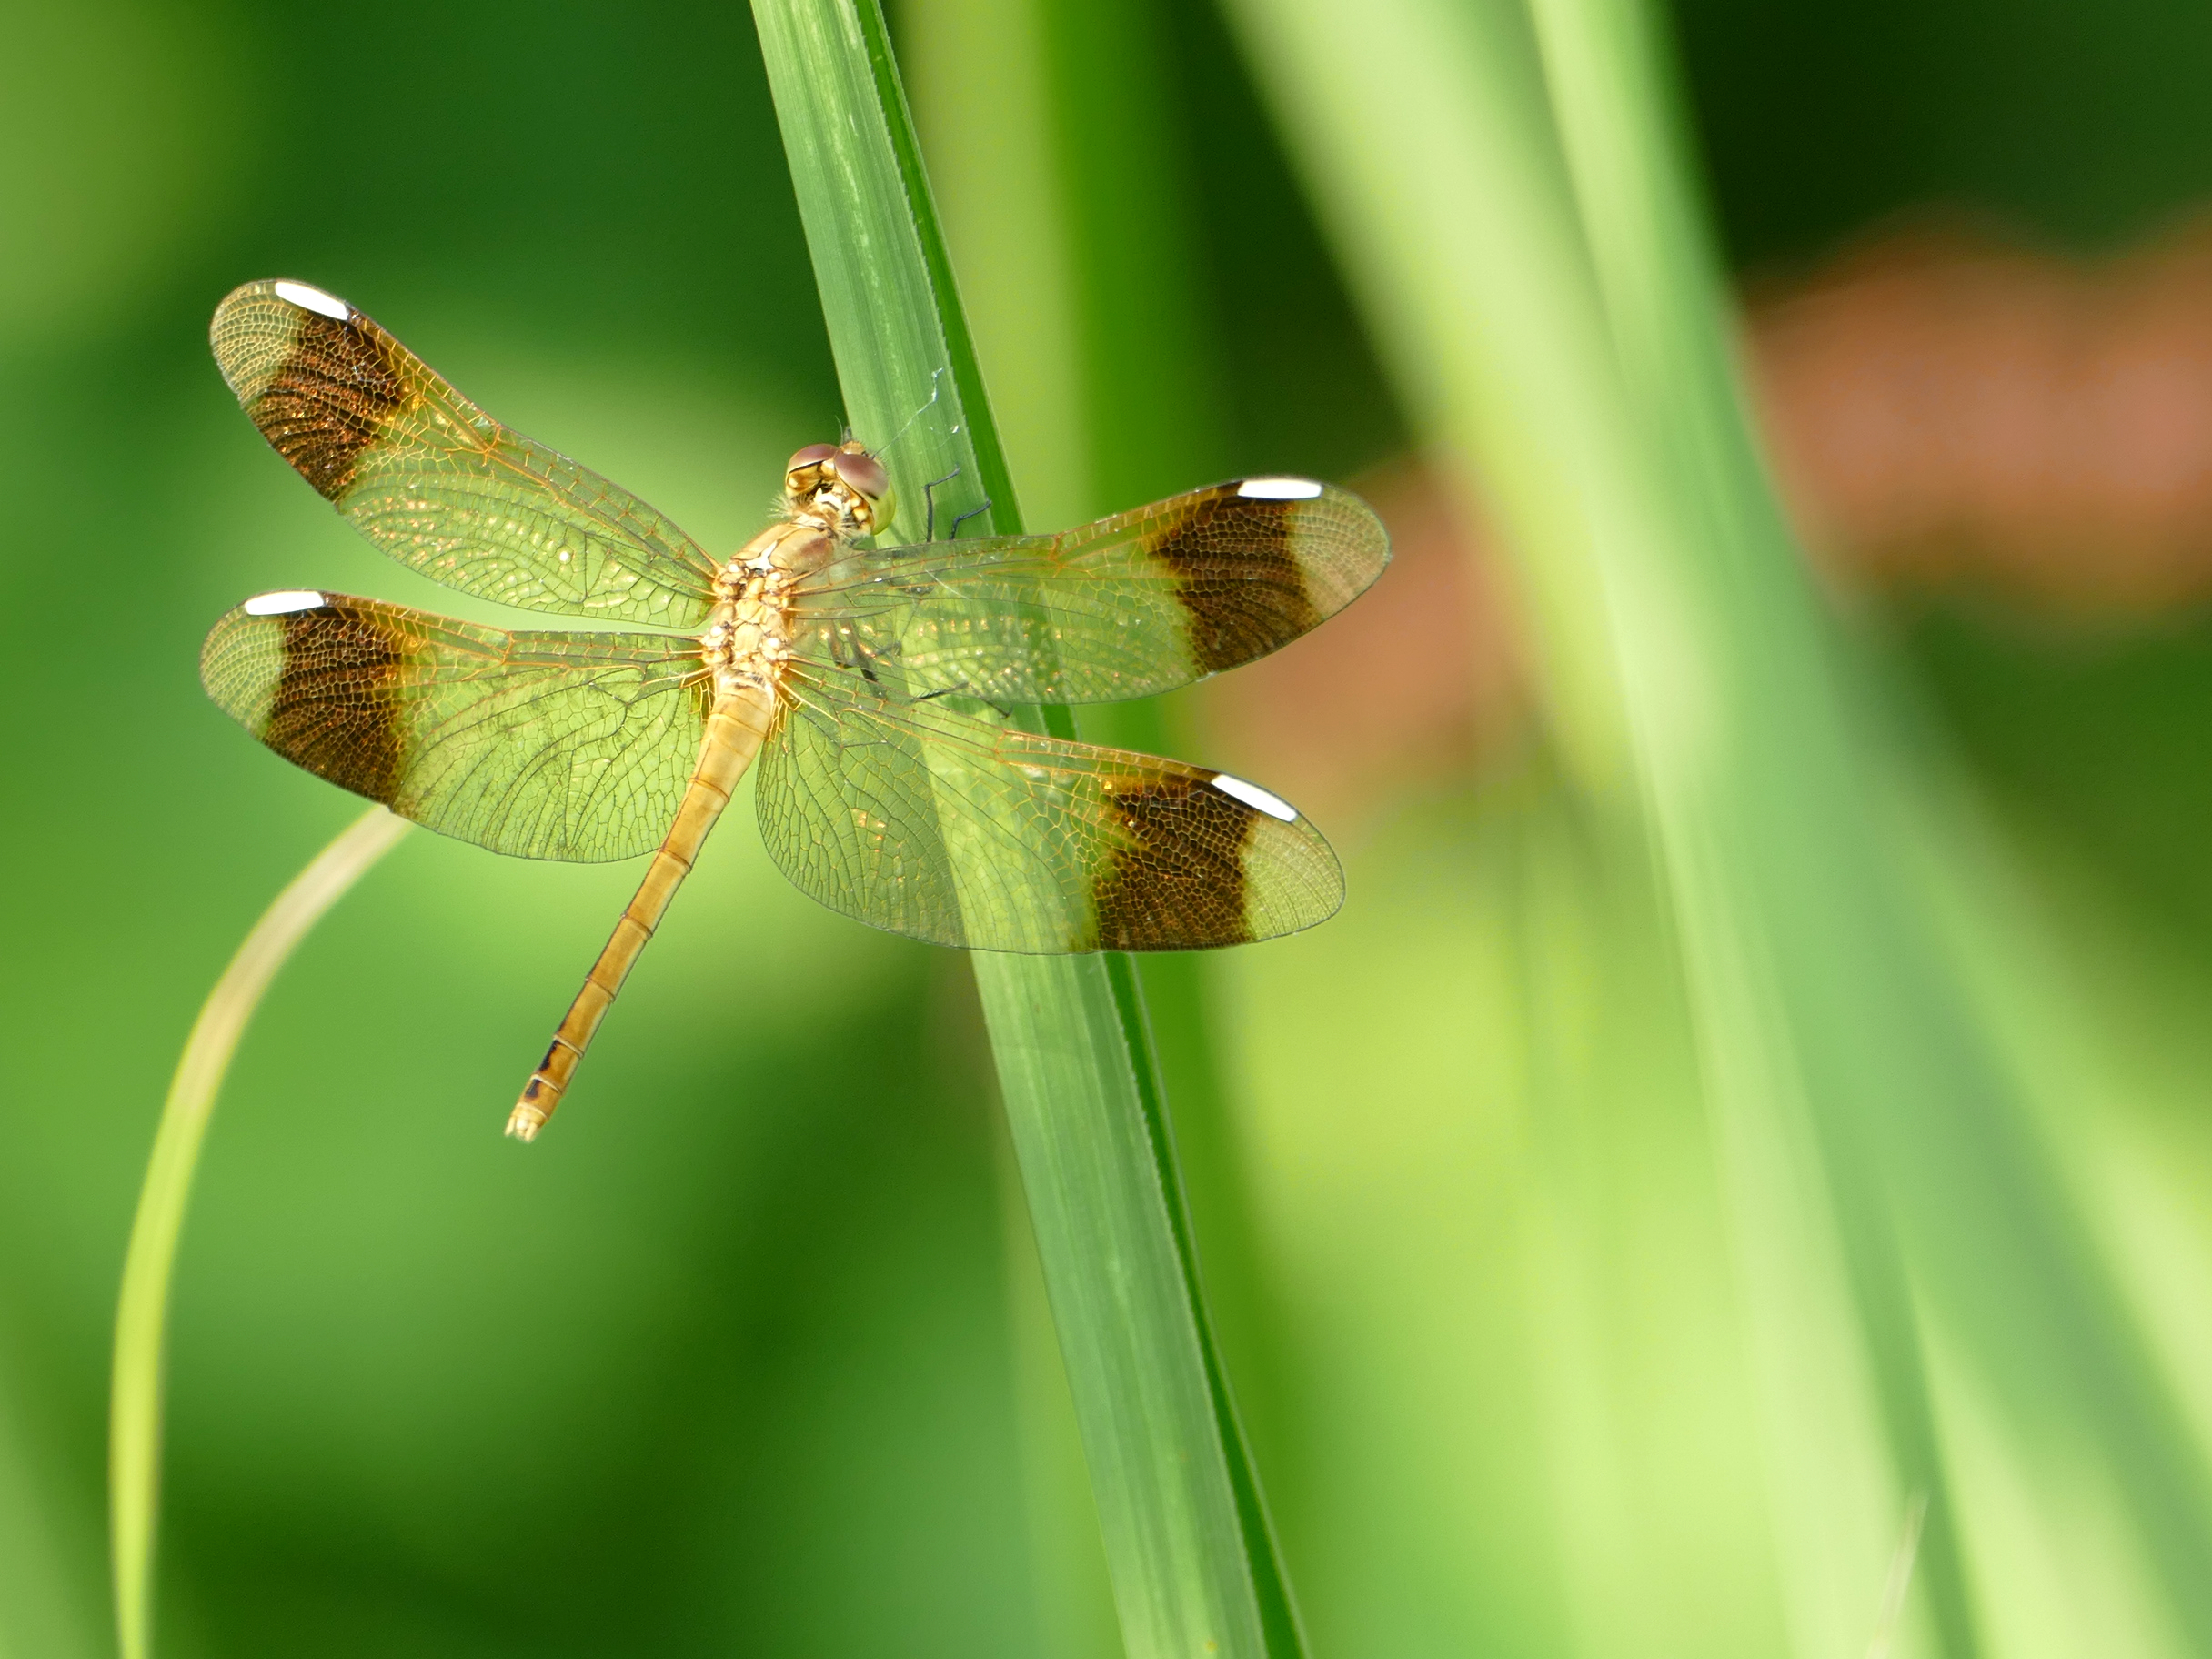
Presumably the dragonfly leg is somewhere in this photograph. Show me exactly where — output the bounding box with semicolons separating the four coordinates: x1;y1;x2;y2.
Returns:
507;687;775;1141
912;680;1015;721
825;624;886;686
921;463;960;541
950;496;991;538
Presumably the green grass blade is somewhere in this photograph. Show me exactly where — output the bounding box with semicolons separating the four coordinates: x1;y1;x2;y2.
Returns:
902;0;1276;1509
1525;0;2212;1645
110;806;408;1659
1226;0;2212;1647
749;4;1301;1654
1513;5;1976;1647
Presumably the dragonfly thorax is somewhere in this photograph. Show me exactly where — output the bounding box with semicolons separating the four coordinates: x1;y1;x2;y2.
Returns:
702;517;843;697
703;557;794;699
719;519;836;588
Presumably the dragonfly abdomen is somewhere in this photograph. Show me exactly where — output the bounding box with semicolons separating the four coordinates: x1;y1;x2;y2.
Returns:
508;685;778;1140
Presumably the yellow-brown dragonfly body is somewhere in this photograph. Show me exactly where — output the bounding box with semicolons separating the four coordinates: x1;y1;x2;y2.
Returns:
199;279;1390;1137
515;446;890;1137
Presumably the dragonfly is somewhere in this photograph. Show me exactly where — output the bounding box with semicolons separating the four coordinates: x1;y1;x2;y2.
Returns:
199;279;1391;1140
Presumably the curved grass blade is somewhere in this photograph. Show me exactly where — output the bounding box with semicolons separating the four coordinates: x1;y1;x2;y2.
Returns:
110;807;409;1659
749;3;1301;1653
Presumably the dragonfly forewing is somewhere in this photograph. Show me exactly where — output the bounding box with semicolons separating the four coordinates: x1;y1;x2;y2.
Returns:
211;279;719;627
786;478;1388;704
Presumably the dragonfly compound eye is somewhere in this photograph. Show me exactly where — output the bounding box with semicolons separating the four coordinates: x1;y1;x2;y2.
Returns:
783;442;840;494
829;447;893;531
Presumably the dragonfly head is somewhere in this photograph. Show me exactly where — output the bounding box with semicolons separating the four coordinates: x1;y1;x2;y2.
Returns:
784;440;896;539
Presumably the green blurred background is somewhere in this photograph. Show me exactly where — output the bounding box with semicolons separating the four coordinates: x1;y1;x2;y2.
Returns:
5;0;2211;1655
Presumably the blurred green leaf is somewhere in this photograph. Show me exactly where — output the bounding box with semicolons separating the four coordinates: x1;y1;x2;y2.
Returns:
1222;0;2212;1653
0;0;237;357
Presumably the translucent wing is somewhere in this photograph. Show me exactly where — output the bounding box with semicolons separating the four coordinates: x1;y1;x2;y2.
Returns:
202;591;709;861
787;478;1388;705
755;664;1342;952
211;279;718;627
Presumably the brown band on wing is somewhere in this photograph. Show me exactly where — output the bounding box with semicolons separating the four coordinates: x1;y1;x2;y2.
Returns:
1141;490;1322;675
246;310;410;503
1092;775;1256;950
261;604;409;803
